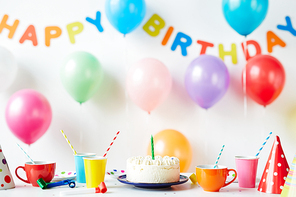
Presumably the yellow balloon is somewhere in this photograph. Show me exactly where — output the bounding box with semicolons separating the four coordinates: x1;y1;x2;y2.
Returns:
148;129;192;172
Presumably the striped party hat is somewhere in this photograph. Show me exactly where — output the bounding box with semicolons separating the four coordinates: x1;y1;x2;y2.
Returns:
281;154;296;197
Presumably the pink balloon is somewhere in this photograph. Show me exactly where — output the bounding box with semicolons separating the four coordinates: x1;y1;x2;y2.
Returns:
5;89;52;145
126;58;172;113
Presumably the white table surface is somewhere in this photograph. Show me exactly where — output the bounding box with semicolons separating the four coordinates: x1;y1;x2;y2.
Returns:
0;173;279;197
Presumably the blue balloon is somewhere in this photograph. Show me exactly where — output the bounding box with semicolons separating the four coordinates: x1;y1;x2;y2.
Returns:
105;0;146;35
222;0;268;36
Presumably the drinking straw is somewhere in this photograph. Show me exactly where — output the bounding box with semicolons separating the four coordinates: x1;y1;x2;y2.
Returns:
151;135;155;160
60;130;77;155
214;145;225;168
16;143;35;164
255;131;272;157
103;131;120;157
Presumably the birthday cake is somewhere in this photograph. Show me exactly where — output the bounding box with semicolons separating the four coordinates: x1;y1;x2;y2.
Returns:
126;155;180;183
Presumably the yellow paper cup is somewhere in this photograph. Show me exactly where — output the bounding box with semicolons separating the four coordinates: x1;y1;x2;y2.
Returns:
83;156;107;188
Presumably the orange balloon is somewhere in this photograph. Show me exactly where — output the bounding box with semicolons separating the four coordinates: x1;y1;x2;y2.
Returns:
148;129;192;172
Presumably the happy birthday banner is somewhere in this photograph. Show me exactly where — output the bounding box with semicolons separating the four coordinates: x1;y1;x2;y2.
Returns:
0;12;295;63
0;1;292;147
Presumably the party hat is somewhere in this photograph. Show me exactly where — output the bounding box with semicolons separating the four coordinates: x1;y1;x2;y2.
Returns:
0;145;15;189
281;154;296;197
258;136;289;194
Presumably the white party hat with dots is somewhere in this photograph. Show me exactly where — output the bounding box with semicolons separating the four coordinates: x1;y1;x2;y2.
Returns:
0;145;15;190
258;136;289;194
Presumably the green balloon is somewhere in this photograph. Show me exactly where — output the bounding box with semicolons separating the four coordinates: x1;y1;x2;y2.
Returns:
60;51;103;104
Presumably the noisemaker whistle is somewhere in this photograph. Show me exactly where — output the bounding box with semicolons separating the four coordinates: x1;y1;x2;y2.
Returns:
37;178;76;189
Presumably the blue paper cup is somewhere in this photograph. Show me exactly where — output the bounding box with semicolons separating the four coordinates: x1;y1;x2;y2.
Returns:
74;153;96;183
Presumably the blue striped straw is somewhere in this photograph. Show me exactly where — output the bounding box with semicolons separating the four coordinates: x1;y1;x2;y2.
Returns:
16;143;35;164
214;145;225;168
256;132;272;157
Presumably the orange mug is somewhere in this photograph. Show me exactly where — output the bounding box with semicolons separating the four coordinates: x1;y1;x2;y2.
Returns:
196;165;237;192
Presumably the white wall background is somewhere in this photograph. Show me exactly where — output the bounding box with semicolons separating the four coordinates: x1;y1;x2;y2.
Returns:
0;0;296;184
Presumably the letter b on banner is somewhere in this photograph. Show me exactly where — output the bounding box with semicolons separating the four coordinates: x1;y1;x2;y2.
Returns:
143;14;165;37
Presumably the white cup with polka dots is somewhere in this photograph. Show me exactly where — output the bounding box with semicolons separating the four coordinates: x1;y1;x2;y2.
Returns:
235;156;259;188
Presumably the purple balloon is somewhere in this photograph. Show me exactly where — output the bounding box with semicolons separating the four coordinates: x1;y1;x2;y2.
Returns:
184;55;230;109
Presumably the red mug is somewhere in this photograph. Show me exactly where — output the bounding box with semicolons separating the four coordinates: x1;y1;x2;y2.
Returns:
15;161;56;187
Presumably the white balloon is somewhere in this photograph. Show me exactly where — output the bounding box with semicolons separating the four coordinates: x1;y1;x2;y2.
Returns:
0;46;17;91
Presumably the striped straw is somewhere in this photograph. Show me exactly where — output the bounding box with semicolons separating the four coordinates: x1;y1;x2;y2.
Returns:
60;130;77;155
103;131;120;157
16;143;35;164
214;145;225;168
256;132;272;157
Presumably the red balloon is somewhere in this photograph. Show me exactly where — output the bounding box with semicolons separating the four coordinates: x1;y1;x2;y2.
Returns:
243;55;285;106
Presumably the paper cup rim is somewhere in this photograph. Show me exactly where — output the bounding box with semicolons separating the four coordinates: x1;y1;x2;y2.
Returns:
196;164;228;169
235;156;259;160
25;161;56;165
74;153;97;156
83;156;107;160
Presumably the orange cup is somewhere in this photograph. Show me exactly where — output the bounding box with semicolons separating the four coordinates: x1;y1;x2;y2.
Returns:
196;165;237;192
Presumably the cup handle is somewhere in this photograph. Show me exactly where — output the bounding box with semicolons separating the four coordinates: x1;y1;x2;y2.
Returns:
15;166;30;184
223;169;237;188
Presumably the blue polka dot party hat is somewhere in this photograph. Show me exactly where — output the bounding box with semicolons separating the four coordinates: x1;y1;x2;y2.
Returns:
0;144;15;190
281;154;296;197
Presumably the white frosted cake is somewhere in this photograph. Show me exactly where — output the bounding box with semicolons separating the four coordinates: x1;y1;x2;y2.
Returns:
126;155;180;183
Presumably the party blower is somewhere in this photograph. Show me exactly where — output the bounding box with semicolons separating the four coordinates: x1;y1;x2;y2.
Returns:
37;178;76;189
60;182;107;196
